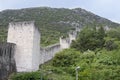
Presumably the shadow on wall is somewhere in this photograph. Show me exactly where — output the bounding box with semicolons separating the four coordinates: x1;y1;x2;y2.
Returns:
0;43;16;80
40;43;61;64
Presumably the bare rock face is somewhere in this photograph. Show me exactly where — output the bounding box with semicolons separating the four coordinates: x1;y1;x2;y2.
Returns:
0;43;16;80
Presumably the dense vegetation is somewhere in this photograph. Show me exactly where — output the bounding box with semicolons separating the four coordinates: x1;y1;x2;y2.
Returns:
10;27;120;80
71;26;105;51
0;7;120;80
0;7;120;46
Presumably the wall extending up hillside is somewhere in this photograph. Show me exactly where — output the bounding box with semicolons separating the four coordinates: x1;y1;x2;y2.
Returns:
40;27;80;64
40;43;61;64
0;7;119;46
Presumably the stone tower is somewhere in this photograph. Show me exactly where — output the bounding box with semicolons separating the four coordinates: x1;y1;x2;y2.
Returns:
7;21;40;72
60;37;70;49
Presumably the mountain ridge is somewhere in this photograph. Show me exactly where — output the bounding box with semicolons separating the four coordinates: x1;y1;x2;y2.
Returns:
0;7;119;46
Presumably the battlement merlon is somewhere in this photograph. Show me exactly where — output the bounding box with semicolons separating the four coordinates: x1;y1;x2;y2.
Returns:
9;21;40;33
9;21;34;26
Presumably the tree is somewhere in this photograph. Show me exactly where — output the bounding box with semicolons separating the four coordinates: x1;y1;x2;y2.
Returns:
105;40;118;51
52;49;80;67
71;27;105;52
106;28;120;40
96;26;105;47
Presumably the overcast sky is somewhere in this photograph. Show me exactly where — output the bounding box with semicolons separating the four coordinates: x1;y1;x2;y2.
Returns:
0;0;120;23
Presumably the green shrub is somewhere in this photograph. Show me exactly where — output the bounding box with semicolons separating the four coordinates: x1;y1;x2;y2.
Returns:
52;49;80;67
10;71;46;80
105;40;118;51
61;67;76;76
71;27;105;52
82;50;95;59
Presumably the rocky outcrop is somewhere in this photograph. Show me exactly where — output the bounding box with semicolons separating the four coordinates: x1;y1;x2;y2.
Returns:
0;43;16;80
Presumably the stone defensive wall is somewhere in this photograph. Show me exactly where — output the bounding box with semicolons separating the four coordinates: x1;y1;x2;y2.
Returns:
0;43;16;80
0;21;81;79
40;43;61;64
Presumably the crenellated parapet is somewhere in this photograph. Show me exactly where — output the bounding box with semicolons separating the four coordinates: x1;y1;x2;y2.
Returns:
1;21;82;79
5;21;82;73
9;21;35;27
59;26;82;49
60;36;71;49
69;30;77;42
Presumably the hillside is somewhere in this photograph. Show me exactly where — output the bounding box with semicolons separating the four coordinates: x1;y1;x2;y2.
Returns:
0;7;120;46
10;26;120;80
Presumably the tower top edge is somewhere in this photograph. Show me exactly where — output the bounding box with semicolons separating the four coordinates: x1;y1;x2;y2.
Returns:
8;21;40;33
9;21;35;26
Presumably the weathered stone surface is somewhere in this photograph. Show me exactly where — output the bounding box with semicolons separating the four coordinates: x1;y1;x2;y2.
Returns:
40;43;61;64
7;21;40;72
0;43;16;80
